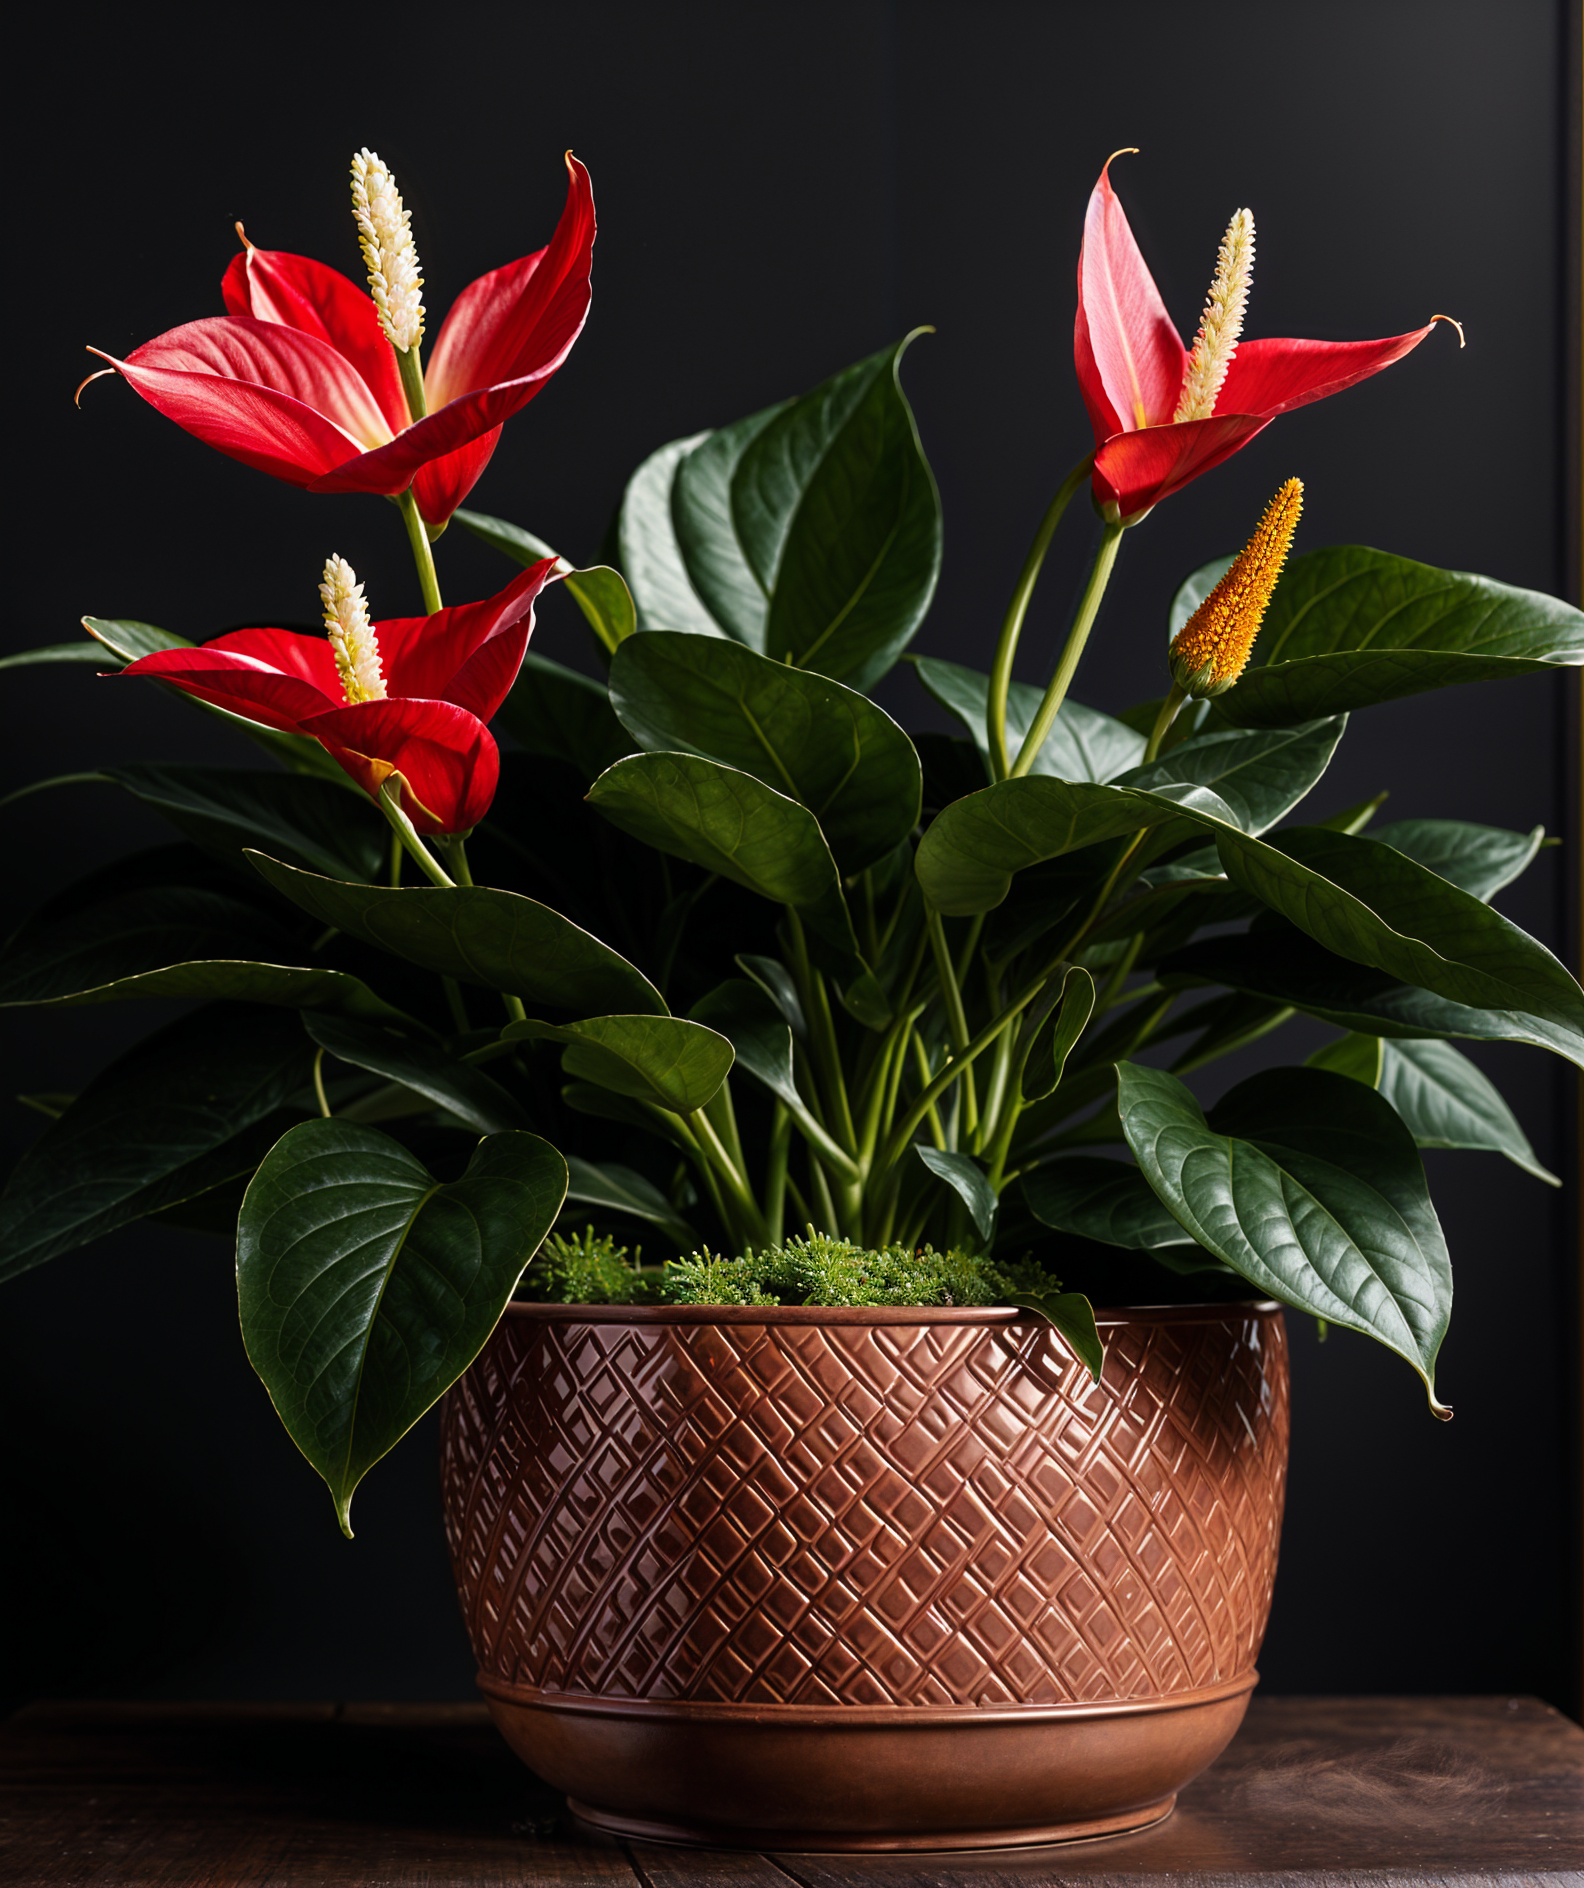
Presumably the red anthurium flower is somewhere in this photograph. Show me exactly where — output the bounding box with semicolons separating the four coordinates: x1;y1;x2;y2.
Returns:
81;154;594;531
113;559;556;835
1075;153;1459;522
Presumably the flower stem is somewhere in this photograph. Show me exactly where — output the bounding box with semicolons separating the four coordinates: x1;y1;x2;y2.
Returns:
924;905;977;1140
1009;521;1124;779
986;454;1094;781
396;347;427;425
1143;682;1189;763
312;1049;332;1119
397;488;443;615
378;783;453;887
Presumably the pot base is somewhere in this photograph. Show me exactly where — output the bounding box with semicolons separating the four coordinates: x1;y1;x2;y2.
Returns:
568;1796;1177;1853
480;1675;1253;1854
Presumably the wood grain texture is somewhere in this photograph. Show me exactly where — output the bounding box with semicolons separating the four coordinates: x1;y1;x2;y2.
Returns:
1;1697;1579;1885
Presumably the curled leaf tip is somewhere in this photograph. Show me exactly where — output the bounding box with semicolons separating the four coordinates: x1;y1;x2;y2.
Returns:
1103;146;1141;171
234;220;254;252
1429;313;1466;348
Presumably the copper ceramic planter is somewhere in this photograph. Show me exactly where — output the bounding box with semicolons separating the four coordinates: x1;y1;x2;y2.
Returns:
440;1301;1289;1850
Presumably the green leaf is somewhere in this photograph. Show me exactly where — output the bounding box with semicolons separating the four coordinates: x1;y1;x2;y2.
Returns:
1113;717;1345;836
913;1146;997;1244
1000;1290;1106;1382
109;764;386;882
1021;965;1097;1102
1369;819;1544;902
237;1119;566;1534
0;885;407;1022
620;338;942;691
1118;1061;1453;1416
1160;925;1584;1072
563;1156;696;1246
494;652;633;781
0;1004;310;1280
1308;1032;1558;1185
912;659;1145;784
1215;546;1584;727
80;616;192;662
609;633;922;874
1023;1156;1200;1250
586;752;866;964
0;642;109;670
303;1014;528;1132
690;979;800;1108
453;509;636;652
735;953;809;1040
502;1014;733;1113
247;854;667;1016
1213;825;1584;1036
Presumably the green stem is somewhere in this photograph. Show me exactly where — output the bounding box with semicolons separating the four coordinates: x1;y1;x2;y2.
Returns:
986;454;1094;781
691;1108;768;1245
397;488;444;615
442;978;471;1034
378;784;453;887
1009;521;1124;779
396;346;428;425
765;1103;791;1248
1143;682;1188;764
785;910;857;1153
924;905;978;1138
312;1049;332;1119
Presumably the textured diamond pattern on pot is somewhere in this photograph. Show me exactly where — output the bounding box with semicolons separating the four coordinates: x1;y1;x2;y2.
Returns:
441;1309;1288;1708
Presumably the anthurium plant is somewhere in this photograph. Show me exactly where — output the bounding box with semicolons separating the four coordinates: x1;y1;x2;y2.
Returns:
6;149;1582;1535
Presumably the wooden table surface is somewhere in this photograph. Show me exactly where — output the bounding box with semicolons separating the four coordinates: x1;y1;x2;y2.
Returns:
1;1696;1580;1885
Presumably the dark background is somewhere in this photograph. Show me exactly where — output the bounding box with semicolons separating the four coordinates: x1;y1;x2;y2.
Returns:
4;0;1579;1715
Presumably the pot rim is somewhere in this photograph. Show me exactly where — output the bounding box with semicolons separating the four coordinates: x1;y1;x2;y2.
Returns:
498;1299;1280;1327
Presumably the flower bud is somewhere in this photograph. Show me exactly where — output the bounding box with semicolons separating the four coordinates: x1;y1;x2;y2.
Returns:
1169;478;1303;697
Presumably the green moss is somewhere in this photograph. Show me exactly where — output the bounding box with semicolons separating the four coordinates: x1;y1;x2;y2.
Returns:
663;1229;1061;1308
517;1228;662;1305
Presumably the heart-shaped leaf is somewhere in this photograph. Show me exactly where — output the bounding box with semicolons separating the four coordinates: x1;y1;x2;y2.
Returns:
1308;1032;1558;1184
610;633;922;874
248;854;667;1017
913;659;1145;784
1023;1155;1198;1249
619;338;942;691
1214;546;1584;726
237;1119;566;1535
1118;1061;1453;1416
0;1004;311;1280
1021;965;1097;1102
502;1014;733;1113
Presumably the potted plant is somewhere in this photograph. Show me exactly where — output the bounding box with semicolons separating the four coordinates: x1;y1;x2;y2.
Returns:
3;146;1579;1847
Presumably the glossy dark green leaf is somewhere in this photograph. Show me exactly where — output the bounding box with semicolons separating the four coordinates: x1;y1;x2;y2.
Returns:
248;853;667;1017
80;616;192;662
1369;819;1544;902
690;979;800;1108
237;1119;566;1534
503;1013;733;1113
495;652;633;781
1214;825;1584;1035
563;1156;696;1246
1308;1032;1558;1184
735;953;809;1040
912;658;1145;784
1214;546;1584;727
1118;1061;1452;1415
1113;717;1345;836
0;885;407;1021
1021;966;1097;1102
453;508;636;652
110;764;386;881
913;1146;997;1244
587;752;864;963
1160;925;1584;1072
1001;1290;1105;1382
620;341;942;691
609;633;922;873
0;642;108;670
304;1014;528;1132
0;1004;310;1280
1024;1155;1196;1249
